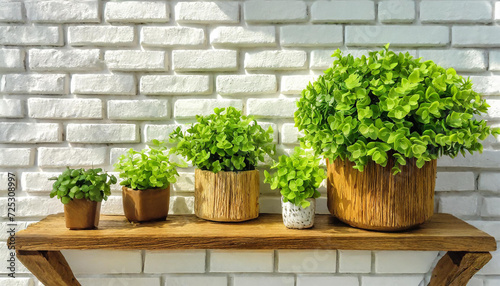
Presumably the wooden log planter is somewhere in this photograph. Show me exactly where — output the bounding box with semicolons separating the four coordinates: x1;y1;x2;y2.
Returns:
195;169;259;222
327;157;437;231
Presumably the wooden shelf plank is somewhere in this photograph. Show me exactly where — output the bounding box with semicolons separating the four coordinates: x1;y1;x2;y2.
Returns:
15;213;497;252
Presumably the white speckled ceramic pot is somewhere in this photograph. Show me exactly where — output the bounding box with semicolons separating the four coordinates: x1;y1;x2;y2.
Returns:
281;197;316;229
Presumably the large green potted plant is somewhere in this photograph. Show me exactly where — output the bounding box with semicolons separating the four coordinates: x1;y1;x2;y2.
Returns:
114;145;180;222
295;44;499;231
50;168;116;230
264;147;325;229
170;107;275;222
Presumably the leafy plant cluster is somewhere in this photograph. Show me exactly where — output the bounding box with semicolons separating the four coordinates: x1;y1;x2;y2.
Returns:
114;144;180;190
50;168;117;204
170;107;275;173
295;44;499;174
264;147;325;208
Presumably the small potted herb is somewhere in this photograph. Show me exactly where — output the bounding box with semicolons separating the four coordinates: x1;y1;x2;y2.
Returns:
49;168;116;230
170;107;275;222
264;147;325;229
114;144;180;222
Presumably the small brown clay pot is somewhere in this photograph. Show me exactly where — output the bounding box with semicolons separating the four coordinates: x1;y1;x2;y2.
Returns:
64;199;101;230
122;186;170;222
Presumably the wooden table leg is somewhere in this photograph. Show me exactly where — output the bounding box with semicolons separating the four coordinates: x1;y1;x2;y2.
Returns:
428;251;492;286
16;250;81;286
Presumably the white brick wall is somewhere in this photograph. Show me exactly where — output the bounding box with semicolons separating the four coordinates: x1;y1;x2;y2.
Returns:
2;0;500;284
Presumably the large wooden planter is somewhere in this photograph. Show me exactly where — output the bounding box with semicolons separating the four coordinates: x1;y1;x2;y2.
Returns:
195;169;259;222
122;186;170;222
327;157;437;231
64;199;101;230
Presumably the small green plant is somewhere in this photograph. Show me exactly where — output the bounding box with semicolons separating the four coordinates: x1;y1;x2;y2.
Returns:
295;44;500;174
264;147;325;208
114;144;180;190
169;107;275;173
49;168;117;204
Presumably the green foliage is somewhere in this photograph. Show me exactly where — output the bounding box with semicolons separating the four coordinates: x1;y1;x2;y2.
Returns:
169;107;276;173
114;143;180;190
295;44;500;174
264;147;325;208
49;168;116;204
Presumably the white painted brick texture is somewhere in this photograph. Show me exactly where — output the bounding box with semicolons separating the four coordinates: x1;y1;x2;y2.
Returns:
217;75;277;95
244;1;307;23
29;49;101;71
0;148;33;167
176;2;239;23
3;74;67;94
0;99;23;118
28;98;102;119
105;50;167;71
0;2;23;22
26;0;99;23
105;1;169;23
69;26;135;46
211;26;276;47
0;26;62;45
72;74;136;95
141;75;211;95
0;49;24;71
141;27;205;47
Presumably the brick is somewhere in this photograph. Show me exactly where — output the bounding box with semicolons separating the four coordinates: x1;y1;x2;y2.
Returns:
176;2;239;23
374;251;438;273
2;74;66;94
421;1;491;23
173;172;195;192
0;25;61;45
233;275;294;286
0;2;23;22
141;75;211;95
0;49;24;71
482;197;500;217
0;242;29;273
101;196;123;215
165;276;227;286
437;151;500;168
470;76;500;96
210;250;274;272
105;50;166;71
79;278;160;286
453;27;500;47
482;99;500;120
439;195;478;217
297;276;359;286
173;50;237;71
0;197;62;217
0;173;9;193
346;25;449;47
211;26;276;47
62;250;142;274
361;275;425;286
338;250;371;273
38;147;107;168
419;50;486;72
478;173;500;192
29;49;101;71
435;172;475;192
278;250;336;273
67;124;138;143
21;172;59;194
310;50;336;70
281;123;302;144
478;249;500;274
466;278;483;286
217;75;276;95
144;124;182;143
141;26;205;47
69;26;135;46
0;148;33;167
0;123;60;143
0;99;23;118
26;0;98;23
170;195;195;214
496;2;500;22
108;100;169;120
245;50;307;70
28;98;102;119
486;278;500;286
244;1;307;23
379;1;415;23
490;51;500;71
280;25;342;47
311;1;375;23
72;74;136;95
468;221;500;241
259;195;281;213
105;1;169;23
281;75;316;94
175;99;242;119
144;250;205;273
247;98;297;118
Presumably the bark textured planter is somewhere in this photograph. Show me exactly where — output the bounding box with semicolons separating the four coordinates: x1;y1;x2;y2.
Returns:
122;186;170;222
195;168;259;222
64;199;101;230
282;197;316;229
327;157;437;231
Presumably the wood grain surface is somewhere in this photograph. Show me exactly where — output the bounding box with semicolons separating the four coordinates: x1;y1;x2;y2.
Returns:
429;251;492;286
327;158;437;231
15;213;496;252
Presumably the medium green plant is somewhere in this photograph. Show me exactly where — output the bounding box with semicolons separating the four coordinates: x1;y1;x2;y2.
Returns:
49;168;117;204
169;107;275;173
295;44;500;174
114;144;180;190
264;147;325;208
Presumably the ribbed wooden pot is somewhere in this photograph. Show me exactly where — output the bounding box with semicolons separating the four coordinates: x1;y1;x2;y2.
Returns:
195;169;259;222
327;157;437;231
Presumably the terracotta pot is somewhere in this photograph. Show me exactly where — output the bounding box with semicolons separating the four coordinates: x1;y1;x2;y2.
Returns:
122;186;170;222
64;199;101;230
327;157;437;232
195;169;259;222
282;197;316;229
